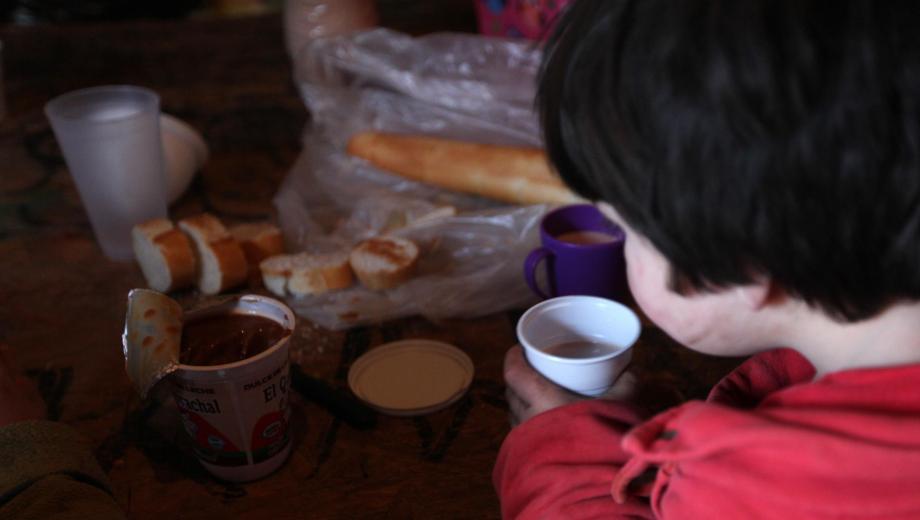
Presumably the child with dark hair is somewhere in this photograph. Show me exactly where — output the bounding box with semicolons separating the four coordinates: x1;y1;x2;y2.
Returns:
496;0;920;517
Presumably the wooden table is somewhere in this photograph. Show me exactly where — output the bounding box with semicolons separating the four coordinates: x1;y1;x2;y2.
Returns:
0;9;742;519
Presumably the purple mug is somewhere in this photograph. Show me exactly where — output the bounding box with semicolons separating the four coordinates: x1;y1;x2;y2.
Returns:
524;204;627;301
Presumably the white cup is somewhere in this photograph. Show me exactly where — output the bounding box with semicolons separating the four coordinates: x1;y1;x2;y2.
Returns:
160;113;208;203
516;296;641;396
45;85;167;261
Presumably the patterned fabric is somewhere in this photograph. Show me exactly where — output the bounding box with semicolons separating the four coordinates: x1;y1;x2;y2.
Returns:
0;420;124;519
474;0;571;39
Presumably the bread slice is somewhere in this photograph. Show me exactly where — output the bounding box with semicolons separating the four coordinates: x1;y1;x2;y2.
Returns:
178;214;248;295
349;236;419;290
258;254;292;297
346;131;583;205
259;252;354;298
230;222;285;267
132;218;197;292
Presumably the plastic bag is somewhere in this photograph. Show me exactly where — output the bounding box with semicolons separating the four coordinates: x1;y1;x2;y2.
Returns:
274;28;550;329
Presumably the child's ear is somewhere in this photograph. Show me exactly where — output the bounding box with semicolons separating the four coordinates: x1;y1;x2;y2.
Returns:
734;278;783;311
595;201;620;223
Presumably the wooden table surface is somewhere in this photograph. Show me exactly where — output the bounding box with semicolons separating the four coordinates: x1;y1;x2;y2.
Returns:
0;8;742;519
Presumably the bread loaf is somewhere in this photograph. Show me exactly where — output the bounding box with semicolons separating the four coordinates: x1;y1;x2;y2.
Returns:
132;219;197;292
178;214;248;295
259;252;354;298
349;236;419;290
346;131;582;206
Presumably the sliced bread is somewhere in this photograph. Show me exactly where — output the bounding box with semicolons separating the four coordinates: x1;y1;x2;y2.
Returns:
178;213;248;295
230;222;285;267
259;252;354;298
349;236;419;290
132;218;197;292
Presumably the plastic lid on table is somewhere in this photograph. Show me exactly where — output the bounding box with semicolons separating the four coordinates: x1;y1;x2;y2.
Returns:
348;339;474;417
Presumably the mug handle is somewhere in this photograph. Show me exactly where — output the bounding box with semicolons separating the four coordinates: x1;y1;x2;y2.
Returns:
524;247;554;299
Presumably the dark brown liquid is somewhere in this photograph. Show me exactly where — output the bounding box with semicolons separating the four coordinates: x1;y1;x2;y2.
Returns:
180;313;288;366
556;230;617;245
543;340;620;359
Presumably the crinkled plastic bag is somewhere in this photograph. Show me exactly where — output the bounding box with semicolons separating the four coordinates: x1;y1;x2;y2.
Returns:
274;29;550;329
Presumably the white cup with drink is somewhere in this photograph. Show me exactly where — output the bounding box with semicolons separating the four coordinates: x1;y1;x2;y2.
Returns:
516;295;640;396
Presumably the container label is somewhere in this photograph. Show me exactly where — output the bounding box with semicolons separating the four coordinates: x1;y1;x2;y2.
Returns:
173;360;291;468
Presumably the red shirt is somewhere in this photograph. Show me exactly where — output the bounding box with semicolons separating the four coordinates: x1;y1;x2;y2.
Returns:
494;349;920;519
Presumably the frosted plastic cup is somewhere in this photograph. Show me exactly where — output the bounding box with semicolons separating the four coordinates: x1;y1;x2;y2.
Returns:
516;296;641;396
170;295;295;482
45;85;167;261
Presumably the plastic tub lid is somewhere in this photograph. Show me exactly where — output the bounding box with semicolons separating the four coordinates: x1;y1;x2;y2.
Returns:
348;339;474;416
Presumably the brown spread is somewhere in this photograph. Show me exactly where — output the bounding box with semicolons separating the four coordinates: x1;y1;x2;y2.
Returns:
363;237;411;265
180;313;288;366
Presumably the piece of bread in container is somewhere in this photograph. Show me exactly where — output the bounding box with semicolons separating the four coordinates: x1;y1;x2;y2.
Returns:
346;131;583;206
178;213;248;295
132;218;197;292
259;252;354;298
349;236;419;290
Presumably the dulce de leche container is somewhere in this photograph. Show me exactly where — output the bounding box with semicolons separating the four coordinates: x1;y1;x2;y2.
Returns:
170;295;295;482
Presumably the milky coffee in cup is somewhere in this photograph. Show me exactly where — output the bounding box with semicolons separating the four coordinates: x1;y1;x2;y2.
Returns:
516;295;640;396
523;204;628;301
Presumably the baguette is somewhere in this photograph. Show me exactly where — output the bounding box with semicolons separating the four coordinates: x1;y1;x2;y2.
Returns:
259;252;354;298
178;214;248;295
346;131;583;206
132;219;197;292
349;236;419;291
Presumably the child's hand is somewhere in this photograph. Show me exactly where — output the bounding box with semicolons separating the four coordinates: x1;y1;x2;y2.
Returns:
504;345;580;426
503;344;636;426
0;344;45;428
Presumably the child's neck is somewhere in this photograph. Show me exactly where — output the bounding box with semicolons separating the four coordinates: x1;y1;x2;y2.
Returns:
788;301;920;378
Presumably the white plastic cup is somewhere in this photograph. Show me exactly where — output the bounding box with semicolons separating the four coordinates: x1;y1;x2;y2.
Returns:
45;85;167;261
170;295;296;483
516;296;641;396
